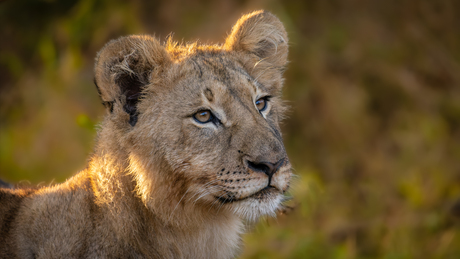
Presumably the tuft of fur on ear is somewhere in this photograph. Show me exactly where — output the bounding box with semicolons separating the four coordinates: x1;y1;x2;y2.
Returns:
94;35;171;126
224;10;288;73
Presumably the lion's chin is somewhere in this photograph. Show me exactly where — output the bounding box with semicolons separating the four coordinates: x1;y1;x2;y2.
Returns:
227;190;284;221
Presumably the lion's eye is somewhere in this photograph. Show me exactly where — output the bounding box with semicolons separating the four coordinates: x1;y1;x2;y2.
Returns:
193;110;213;123
255;97;267;112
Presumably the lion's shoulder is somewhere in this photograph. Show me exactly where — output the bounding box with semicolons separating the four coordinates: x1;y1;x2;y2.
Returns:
0;187;36;257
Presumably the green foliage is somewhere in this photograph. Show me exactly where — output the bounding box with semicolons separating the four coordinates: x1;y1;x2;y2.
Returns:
1;0;460;258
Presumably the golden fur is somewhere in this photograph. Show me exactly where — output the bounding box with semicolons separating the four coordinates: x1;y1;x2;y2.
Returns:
0;10;291;258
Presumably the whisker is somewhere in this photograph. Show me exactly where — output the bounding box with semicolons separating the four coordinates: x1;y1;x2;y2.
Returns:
168;186;193;222
192;185;220;206
187;179;220;203
169;178;221;222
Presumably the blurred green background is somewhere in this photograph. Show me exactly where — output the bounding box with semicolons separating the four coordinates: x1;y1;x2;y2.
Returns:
1;0;460;258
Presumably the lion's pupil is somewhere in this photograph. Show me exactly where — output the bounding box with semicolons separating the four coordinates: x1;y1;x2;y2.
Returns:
196;111;211;122
256;99;266;111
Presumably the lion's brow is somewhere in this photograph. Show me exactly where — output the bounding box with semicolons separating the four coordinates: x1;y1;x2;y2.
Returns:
232;67;267;93
226;87;258;119
204;88;214;102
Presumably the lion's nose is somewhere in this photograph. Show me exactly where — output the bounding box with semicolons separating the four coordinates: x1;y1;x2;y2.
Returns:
246;158;284;178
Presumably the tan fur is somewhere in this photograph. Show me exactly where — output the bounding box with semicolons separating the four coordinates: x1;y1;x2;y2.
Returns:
0;10;291;259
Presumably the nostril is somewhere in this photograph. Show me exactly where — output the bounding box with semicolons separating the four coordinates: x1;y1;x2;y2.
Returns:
247;161;270;175
246;158;285;178
246;160;277;177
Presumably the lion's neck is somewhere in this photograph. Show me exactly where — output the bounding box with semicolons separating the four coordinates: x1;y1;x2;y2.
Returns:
162;215;244;258
88;148;244;258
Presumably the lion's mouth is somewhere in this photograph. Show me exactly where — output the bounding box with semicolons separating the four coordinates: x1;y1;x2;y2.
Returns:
215;186;279;204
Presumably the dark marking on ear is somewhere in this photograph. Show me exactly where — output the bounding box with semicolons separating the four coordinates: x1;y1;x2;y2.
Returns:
115;73;145;126
204;88;214;102
125;97;140;126
102;101;114;113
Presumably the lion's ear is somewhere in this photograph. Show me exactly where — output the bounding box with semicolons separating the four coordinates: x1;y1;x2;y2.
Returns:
94;35;171;126
224;10;288;71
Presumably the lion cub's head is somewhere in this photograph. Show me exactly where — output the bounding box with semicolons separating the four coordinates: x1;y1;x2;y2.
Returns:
93;10;291;222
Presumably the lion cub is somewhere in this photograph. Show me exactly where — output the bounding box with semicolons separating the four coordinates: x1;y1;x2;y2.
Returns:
0;10;291;259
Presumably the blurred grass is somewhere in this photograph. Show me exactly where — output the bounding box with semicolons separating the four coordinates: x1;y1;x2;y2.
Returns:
1;0;460;258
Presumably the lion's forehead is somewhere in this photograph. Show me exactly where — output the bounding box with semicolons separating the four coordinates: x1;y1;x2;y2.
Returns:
171;54;257;106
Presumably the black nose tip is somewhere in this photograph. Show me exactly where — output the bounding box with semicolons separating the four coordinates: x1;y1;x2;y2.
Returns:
246;158;284;177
